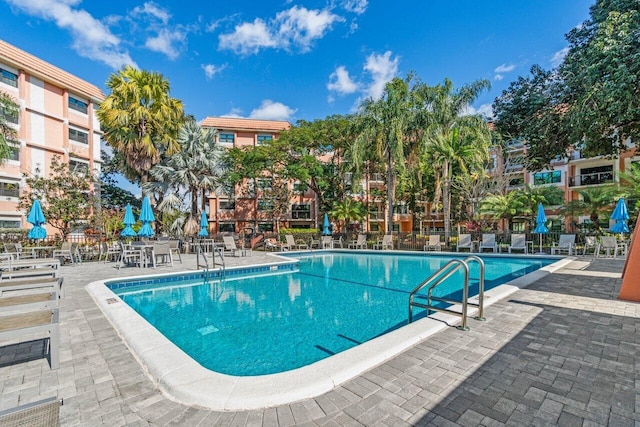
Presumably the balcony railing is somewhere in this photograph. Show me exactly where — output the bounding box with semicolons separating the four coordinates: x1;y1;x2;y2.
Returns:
369;173;384;182
368;212;385;220
568;171;615;187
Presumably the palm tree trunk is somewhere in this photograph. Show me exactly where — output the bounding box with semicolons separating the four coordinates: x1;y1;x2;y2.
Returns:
443;160;451;244
386;149;394;234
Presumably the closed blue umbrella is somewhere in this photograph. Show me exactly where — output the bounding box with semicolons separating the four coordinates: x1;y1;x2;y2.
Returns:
610;198;630;233
198;211;209;237
121;203;137;237
322;213;330;236
137;196;155;237
27;199;47;240
533;203;548;253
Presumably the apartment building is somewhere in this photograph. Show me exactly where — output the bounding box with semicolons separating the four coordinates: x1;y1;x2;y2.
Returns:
201;117;320;233
0;39;104;235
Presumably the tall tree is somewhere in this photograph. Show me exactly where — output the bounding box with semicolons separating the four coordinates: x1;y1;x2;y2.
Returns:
421;78;492;243
97;66;184;189
562;185;620;231
19;156;95;239
352;76;418;234
493;0;640;169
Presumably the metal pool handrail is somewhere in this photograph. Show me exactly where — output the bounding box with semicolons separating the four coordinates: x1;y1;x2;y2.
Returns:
408;259;470;331
462;255;485;321
196;241;225;282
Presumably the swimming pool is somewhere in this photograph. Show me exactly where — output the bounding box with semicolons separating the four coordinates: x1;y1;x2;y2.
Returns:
107;252;555;376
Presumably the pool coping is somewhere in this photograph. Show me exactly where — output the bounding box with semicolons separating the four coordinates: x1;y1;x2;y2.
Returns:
86;251;573;411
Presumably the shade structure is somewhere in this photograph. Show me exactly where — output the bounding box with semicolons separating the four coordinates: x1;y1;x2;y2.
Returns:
610;198;630;233
26;199;47;240
198;211;209;237
121;203;137;237
137;196;155;237
533;203;548;253
322;213;330;235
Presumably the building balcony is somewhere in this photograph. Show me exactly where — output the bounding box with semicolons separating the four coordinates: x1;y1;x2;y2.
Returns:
369;173;384;182
568;172;615;187
368;212;385;221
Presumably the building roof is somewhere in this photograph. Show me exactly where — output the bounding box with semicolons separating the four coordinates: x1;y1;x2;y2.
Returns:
201;117;291;132
0;39;105;102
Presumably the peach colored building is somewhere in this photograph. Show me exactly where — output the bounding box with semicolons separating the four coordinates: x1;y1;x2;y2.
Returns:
0;39;104;235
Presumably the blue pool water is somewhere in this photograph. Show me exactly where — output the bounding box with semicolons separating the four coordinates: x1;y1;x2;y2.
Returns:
110;252;555;376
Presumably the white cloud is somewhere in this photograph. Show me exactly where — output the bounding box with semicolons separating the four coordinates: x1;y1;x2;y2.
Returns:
342;0;368;14
221;108;244;118
494;63;515;73
249;100;296;121
132;2;170;24
364;51;399;99
218;6;343;55
145;28;185;59
201;63;227;79
463;103;493;118
6;0;135;69
551;47;569;68
494;74;504;81
327;66;358;94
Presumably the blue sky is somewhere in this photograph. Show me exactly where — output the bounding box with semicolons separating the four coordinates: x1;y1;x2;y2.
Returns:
1;0;594;122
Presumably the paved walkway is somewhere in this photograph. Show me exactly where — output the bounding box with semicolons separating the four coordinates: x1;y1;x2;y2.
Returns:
0;253;638;426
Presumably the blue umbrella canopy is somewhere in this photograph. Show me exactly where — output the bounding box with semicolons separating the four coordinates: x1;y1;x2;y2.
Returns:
137;196;155;237
533;203;549;234
120;226;137;237
27;199;46;240
198;211;209;237
610;198;630;233
322;213;331;235
139;197;155;222
123;203;136;226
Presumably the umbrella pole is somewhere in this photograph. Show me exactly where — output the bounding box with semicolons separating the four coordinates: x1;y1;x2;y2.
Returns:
539;234;543;254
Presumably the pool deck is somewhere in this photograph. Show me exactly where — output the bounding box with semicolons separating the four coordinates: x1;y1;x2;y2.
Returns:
1;252;638;426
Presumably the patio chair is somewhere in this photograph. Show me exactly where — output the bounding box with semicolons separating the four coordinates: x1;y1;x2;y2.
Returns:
479;234;497;253
152;241;173;267
117;242;143;269
14;243;36;259
373;234;393;250
348;234;367;249
456;234;474;252
222;236;240;257
582;236;598;255
551;234;576;255
0;309;59;369
264;238;282;251
169;240;182;263
309;237;322;249
3;243;19;260
597;236;626;258
424;234;442;252
321;236;333;249
333;236;344;248
508;234;527;254
53;242;75;264
284;234;309;250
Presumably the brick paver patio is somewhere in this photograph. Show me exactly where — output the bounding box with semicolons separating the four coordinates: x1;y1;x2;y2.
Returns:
0;252;637;426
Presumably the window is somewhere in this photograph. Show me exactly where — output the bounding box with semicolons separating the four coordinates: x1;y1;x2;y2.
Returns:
258;222;274;232
0;181;19;198
508;177;524;187
219;133;235;143
7;142;19;162
293;182;307;193
257;199;274;211
257;134;273;145
291;203;311;219
257;178;273;190
69;96;88;114
533;171;561;185
69;159;89;174
0;219;21;228
0;106;18;124
219;222;235;232
0;68;17;87
219;200;235;210
69;127;88;144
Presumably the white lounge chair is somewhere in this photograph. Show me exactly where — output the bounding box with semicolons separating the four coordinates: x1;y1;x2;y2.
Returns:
348;234;367;249
284;234;309;250
456;234;474;252
424;235;442;251
583;236;598;255
551;234;576;255
264;238;282;251
222;236;240;257
321;236;333;249
508;234;527;254
373;235;393;250
0;309;59;369
479;234;497;253
597;236;626;258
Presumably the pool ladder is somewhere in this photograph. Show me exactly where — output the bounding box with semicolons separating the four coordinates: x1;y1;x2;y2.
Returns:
196;241;225;283
408;255;485;330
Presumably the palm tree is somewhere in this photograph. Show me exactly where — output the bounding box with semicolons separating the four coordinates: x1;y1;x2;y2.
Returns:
0;91;19;162
329;198;365;233
145;120;227;235
479;191;526;231
562;186;619;232
421;79;492;243
97;66;184;189
351;77;418;234
517;185;564;228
